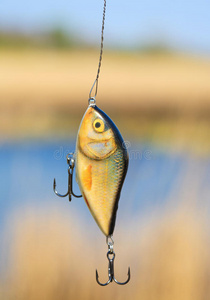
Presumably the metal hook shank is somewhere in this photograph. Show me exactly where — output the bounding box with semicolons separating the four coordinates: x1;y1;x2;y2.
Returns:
53;153;82;201
96;251;130;286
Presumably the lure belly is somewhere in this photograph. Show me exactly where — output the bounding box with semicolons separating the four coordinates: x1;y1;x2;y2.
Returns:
76;105;128;236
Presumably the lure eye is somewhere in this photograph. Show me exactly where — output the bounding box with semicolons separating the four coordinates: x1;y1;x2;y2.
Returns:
93;118;105;133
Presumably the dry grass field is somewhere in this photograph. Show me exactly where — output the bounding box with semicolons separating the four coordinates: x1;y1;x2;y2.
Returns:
1;205;209;300
0;49;210;111
0;49;210;153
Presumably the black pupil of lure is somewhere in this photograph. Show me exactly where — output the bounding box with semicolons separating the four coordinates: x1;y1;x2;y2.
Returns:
95;122;101;128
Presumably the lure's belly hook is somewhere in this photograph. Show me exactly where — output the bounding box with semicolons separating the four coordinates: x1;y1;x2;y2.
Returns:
53;153;82;202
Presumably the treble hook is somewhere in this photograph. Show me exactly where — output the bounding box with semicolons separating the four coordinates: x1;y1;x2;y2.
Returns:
53;152;82;201
96;238;130;286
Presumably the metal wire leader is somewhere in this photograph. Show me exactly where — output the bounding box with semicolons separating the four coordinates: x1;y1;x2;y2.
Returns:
89;0;107;101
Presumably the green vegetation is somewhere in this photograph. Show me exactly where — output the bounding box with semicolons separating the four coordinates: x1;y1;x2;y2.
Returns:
0;28;77;49
0;29;174;53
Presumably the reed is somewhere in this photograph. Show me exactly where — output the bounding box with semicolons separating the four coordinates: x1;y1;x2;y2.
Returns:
2;204;209;300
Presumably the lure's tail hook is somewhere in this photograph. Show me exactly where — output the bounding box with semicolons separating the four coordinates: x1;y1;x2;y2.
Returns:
53;152;82;201
96;238;130;286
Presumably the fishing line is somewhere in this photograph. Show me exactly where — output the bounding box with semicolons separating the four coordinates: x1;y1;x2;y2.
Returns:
89;0;107;100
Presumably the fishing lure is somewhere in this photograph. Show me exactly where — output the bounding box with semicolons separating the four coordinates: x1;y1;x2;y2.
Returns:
53;0;130;286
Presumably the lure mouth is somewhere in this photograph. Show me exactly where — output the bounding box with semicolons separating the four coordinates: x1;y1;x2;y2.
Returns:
87;137;116;159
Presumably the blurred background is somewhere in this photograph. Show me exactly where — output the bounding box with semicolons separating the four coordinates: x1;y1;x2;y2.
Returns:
0;0;210;299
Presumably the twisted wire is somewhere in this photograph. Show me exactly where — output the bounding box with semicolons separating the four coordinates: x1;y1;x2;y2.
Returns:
89;0;107;100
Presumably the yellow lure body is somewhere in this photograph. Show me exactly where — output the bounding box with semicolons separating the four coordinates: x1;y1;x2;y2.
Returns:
76;105;128;236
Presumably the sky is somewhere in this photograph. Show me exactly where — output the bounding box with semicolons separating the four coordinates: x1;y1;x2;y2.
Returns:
0;0;210;54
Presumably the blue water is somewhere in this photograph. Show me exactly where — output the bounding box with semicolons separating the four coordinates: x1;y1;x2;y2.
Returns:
1;138;210;278
1;139;210;231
